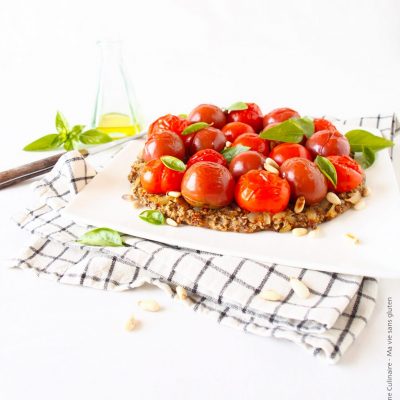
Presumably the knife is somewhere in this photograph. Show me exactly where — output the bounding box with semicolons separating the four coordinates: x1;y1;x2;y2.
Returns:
0;132;146;190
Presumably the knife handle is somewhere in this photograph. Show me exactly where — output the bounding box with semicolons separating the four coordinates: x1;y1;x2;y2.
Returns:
0;149;88;190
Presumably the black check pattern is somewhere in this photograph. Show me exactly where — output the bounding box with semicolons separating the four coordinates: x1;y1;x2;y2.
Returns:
8;114;399;364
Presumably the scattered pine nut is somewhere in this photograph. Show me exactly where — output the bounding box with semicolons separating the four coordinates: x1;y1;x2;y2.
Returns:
167;191;181;198
265;157;279;169
260;289;283;301
345;233;360;244
292;228;308;237
138;299;161;312
264;163;279;175
354;199;366;210
122;194;135;201
166;217;178;227
132;200;141;208
290;277;310;299
294;196;306;214
176;286;188;300
347;191;361;204
225;141;232;148
363;186;372;197
125;315;137;331
326;192;341;205
308;227;320;238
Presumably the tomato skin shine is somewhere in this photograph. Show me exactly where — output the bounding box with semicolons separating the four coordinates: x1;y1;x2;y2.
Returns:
229;151;265;180
263;107;300;128
221;122;255;142
313;118;336;133
232;133;269;156
143;131;186;162
327;155;363;193
148;114;189;138
181;162;234;208
188;104;227;129
270;143;311;166
280;158;328;205
140;159;184;194
234;170;290;213
306;129;350;158
227;103;263;132
187;149;227;169
189;127;226;155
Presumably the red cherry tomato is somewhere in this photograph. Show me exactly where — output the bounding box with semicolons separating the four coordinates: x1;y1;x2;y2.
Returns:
181;162;234;208
327;155;363;193
229;151;265;180
280;158;328;205
269;143;312;166
313;118;337;133
263;107;300;128
148;114;189;138
306;129;350;158
143;131;186;162
140;159;184;194
188;104;227;129
234;170;290;213
221;122;255;142
227;102;263;132
187;149;227;169
232;133;269;156
190;127;226;155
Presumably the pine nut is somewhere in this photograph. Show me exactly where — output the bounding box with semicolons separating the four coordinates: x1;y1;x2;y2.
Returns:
132;200;141;208
138;299;161;312
225;141;232;148
345;233;360;244
354;199;366;210
363;186;372;197
292;228;308;237
326;192;341;205
167;191;181;198
125;315;137;331
265;157;279;169
260;289;283;301
166;218;178;227
347;191;362;204
176;286;187;300
264;163;279;175
290;277;310;299
263;212;271;225
294;196;306;213
308;227;320;238
122;194;135;201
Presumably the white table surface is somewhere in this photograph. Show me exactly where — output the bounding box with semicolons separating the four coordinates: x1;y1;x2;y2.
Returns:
1;0;400;398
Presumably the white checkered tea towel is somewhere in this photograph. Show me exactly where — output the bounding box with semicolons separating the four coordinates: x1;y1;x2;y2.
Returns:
8;114;400;363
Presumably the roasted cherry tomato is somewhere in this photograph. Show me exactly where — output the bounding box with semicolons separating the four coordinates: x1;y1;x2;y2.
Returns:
221;122;255;142
227;102;263;132
229;151;265;180
234;170;290;213
140;159;184;194
143;131;186;162
232;133;269;156
190;127;226;155
187;149;227;169
280;158;328;205
148;114;189;138
181;162;234;208
188;104;227;129
327;155;363;193
306;129;350;158
269;143;311;166
313;118;337;133
263;107;300;128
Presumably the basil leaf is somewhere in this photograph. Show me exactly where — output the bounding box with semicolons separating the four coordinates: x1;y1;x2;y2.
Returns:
221;145;251;163
356;146;376;169
293;116;314;138
77;227;123;247
79;129;112;145
23;134;60;151
178;113;188;119
315;155;337;187
182;122;211;136
160;155;186;172
63;138;75;151
70;124;85;138
55;111;69;134
226;102;248;112
139;210;165;225
259;119;304;143
345;129;394;152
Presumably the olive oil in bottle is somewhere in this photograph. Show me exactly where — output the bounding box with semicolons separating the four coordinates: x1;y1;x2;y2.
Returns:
96;112;141;139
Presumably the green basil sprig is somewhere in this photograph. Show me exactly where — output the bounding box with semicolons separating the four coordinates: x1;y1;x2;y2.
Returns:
160;156;186;172
259;117;314;142
139;210;165;225
221;145;251;163
182;122;211;136
315;155;337;187
77;227;124;247
356;146;376;169
225;101;248;112
23;111;112;151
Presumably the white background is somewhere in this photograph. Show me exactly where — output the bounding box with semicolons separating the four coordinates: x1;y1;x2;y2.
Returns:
0;1;399;399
